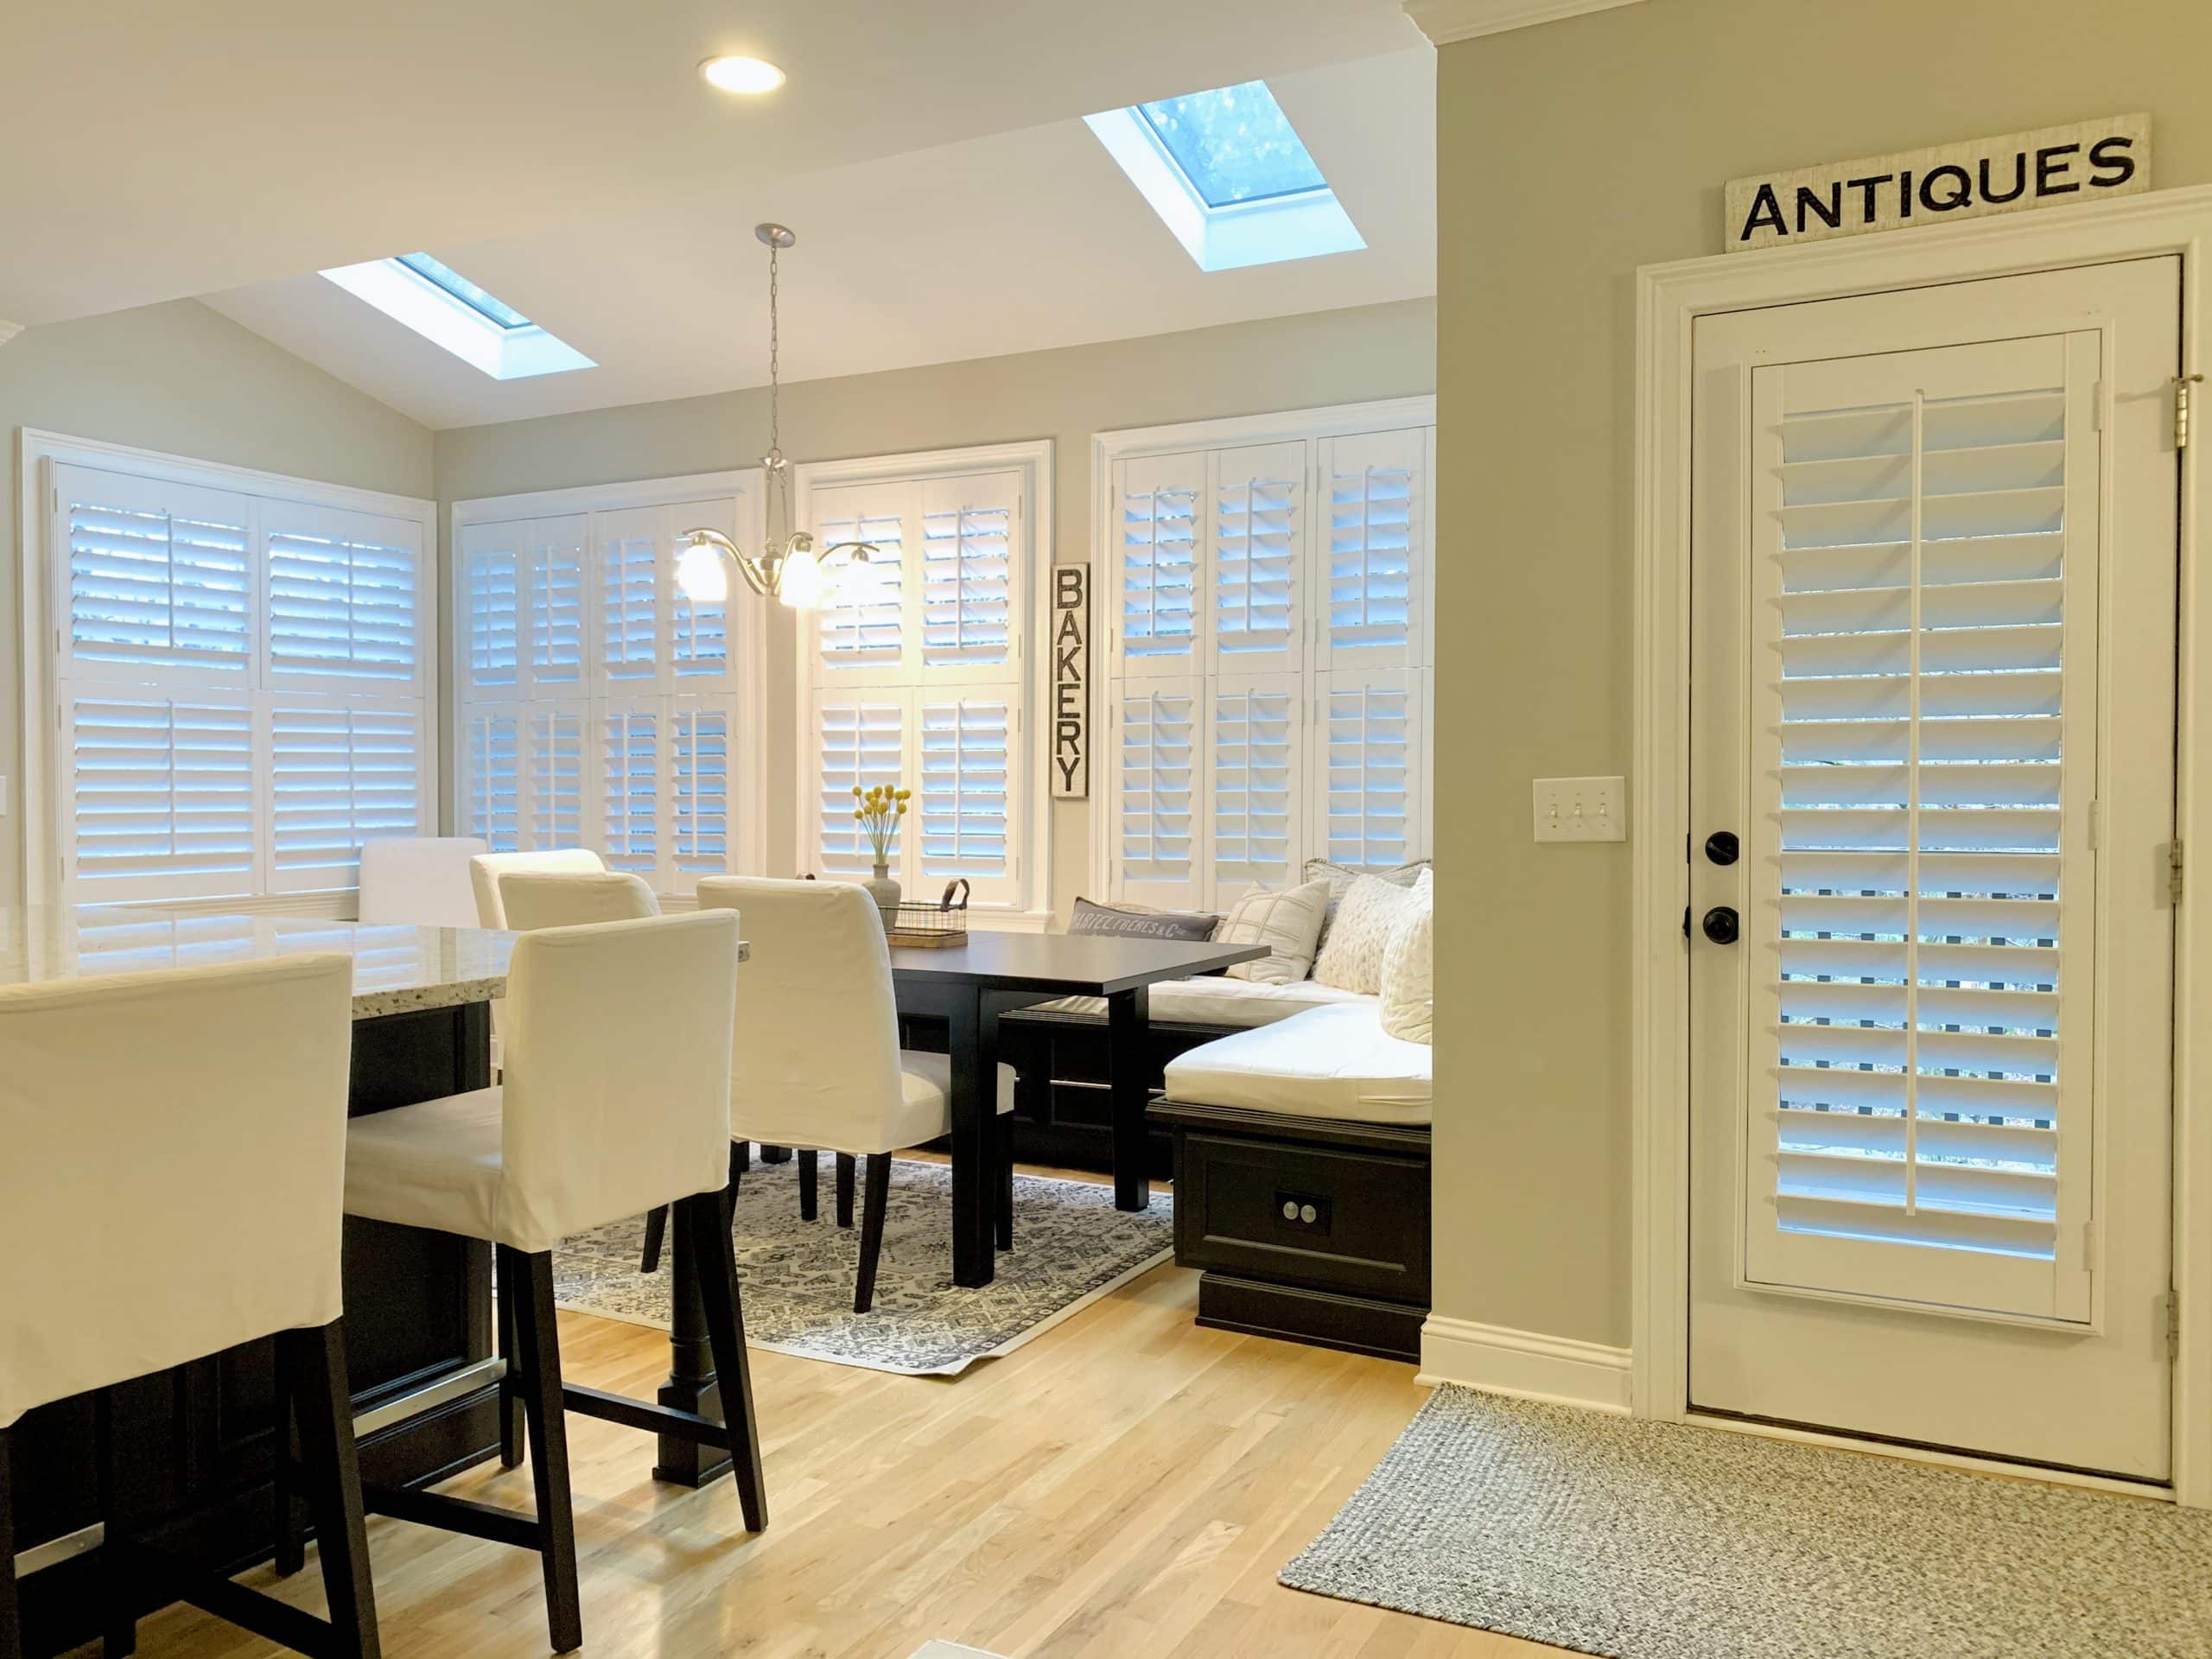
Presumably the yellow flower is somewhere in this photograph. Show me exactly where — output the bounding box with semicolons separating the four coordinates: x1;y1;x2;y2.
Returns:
896;801;908;815
895;787;912;801
851;785;862;798
852;809;864;821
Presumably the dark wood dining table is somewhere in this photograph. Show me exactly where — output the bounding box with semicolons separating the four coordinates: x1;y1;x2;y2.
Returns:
885;931;1268;1287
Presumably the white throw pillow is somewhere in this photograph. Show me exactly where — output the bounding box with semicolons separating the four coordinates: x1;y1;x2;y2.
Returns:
1217;878;1332;984
1305;857;1432;954
1313;873;1423;995
1379;869;1434;1044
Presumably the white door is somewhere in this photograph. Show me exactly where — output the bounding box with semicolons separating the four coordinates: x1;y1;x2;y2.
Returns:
1688;258;2181;1481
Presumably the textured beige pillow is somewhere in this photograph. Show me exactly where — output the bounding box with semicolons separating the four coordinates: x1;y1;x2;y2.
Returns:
1217;878;1332;984
1305;858;1432;954
1379;869;1434;1044
1313;873;1424;995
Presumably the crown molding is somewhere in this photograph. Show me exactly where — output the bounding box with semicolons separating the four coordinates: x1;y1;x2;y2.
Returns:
1404;0;1645;45
0;320;22;349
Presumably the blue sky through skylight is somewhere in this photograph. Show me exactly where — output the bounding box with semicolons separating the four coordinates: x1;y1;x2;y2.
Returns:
1135;81;1328;207
396;252;533;329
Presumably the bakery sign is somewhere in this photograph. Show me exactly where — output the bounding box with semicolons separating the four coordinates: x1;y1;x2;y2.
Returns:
1050;563;1090;799
1726;114;2151;253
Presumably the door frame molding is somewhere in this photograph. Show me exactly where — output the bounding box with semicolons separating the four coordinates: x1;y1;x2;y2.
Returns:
1632;184;2212;1504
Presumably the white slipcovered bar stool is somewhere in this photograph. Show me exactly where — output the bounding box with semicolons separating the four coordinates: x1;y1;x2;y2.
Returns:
338;912;757;1654
0;955;375;1659
357;836;489;928
693;878;1017;1313
467;849;607;931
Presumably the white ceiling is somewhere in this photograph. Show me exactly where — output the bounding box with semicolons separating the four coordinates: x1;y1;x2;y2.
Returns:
3;3;1433;430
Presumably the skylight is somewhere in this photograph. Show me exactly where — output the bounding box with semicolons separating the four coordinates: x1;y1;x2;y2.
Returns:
1086;79;1363;272
320;253;594;380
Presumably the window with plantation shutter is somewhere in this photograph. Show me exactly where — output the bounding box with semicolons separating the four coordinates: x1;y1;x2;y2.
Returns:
466;707;521;853
1098;400;1433;910
36;454;433;906
452;479;760;897
799;450;1039;915
1744;332;2100;1319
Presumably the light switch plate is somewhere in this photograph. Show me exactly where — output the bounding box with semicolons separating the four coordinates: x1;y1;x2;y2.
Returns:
1534;776;1625;842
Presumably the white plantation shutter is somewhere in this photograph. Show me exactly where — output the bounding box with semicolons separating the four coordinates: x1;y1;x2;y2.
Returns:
264;504;423;690
598;702;661;875
598;509;661;684
816;485;908;677
918;696;1019;903
1212;675;1301;892
55;467;251;685
62;693;258;900
1318;670;1423;872
815;698;908;878
527;705;587;850
1319;428;1427;669
1114;680;1203;908
464;707;521;852
269;702;424;891
1114;454;1201;677
457;515;587;697
920;473;1018;676
1211;443;1302;672
1746;333;2097;1320
671;702;729;891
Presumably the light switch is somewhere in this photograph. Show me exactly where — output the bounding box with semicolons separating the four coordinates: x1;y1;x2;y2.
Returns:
1534;776;1625;842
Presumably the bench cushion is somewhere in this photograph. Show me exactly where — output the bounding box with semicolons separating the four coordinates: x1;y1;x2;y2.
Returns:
1163;1004;1432;1124
1029;975;1376;1029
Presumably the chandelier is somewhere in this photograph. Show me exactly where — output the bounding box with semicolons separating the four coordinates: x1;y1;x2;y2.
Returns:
676;223;875;607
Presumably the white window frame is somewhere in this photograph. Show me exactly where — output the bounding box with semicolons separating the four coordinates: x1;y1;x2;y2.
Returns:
448;470;769;898
16;428;439;913
791;439;1054;929
1090;397;1437;909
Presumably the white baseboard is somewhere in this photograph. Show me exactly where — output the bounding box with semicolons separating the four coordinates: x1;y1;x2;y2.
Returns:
1417;1315;1633;1414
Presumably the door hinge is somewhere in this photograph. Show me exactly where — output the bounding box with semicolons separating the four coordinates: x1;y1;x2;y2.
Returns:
2178;374;2204;451
2167;1288;2182;1362
2172;840;2185;904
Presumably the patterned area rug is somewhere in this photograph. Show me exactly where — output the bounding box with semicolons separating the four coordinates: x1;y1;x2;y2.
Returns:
553;1157;1173;1376
1281;1385;2212;1659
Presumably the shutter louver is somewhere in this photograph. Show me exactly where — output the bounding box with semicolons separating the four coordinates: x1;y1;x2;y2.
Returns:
817;502;906;672
1116;681;1201;906
817;700;906;877
270;702;423;889
601;521;659;683
466;709;521;852
599;706;660;874
671;702;730;886
1116;455;1200;673
465;547;519;692
528;706;585;849
1212;444;1302;671
1212;676;1300;892
1752;340;2092;1309
1319;671;1419;871
1319;429;1427;668
920;484;1013;670
65;695;257;899
264;507;421;687
529;531;586;690
59;467;251;682
918;697;1014;899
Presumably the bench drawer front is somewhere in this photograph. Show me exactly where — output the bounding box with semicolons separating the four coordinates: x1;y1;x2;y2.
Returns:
1175;1130;1430;1306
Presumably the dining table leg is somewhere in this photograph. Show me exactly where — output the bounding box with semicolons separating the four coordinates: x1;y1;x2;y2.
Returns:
1107;985;1152;1211
945;986;997;1287
652;1228;732;1489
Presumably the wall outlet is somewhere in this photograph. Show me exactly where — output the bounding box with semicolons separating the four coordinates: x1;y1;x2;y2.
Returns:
1534;776;1625;842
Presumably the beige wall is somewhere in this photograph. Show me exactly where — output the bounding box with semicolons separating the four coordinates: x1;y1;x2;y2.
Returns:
0;300;435;907
434;298;1438;903
1431;0;2212;1349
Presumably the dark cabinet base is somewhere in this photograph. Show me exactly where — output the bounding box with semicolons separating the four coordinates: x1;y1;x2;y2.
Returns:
1151;1099;1431;1365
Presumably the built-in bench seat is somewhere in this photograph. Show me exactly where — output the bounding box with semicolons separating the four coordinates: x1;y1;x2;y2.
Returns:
1026;975;1376;1028
1148;1004;1431;1362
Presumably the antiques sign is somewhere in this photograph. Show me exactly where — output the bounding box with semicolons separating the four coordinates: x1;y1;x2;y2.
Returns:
1726;115;2151;252
1051;563;1090;799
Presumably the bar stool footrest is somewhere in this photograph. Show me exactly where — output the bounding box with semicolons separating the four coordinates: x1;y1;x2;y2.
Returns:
361;1483;544;1552
562;1382;730;1450
119;1539;357;1659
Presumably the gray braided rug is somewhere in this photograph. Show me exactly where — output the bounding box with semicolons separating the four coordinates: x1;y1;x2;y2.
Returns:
553;1156;1172;1376
1281;1385;2212;1658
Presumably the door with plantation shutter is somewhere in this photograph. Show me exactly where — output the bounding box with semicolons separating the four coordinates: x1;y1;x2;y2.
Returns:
1688;259;2181;1480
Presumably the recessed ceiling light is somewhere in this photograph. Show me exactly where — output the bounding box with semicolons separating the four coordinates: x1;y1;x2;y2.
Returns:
700;55;785;95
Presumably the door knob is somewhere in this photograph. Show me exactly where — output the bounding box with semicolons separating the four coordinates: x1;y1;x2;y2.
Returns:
1705;830;1739;866
1702;906;1740;944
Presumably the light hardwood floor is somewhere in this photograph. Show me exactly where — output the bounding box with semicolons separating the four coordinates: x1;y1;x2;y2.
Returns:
127;1168;1554;1659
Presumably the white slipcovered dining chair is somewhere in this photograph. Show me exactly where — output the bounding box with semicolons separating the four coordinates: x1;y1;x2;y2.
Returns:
339;912;756;1654
358;836;489;928
467;849;608;931
498;869;658;932
693;877;1017;1313
0;955;375;1659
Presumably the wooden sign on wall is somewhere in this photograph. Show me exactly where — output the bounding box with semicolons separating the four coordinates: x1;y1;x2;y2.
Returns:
1726;114;2152;253
1051;563;1090;799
